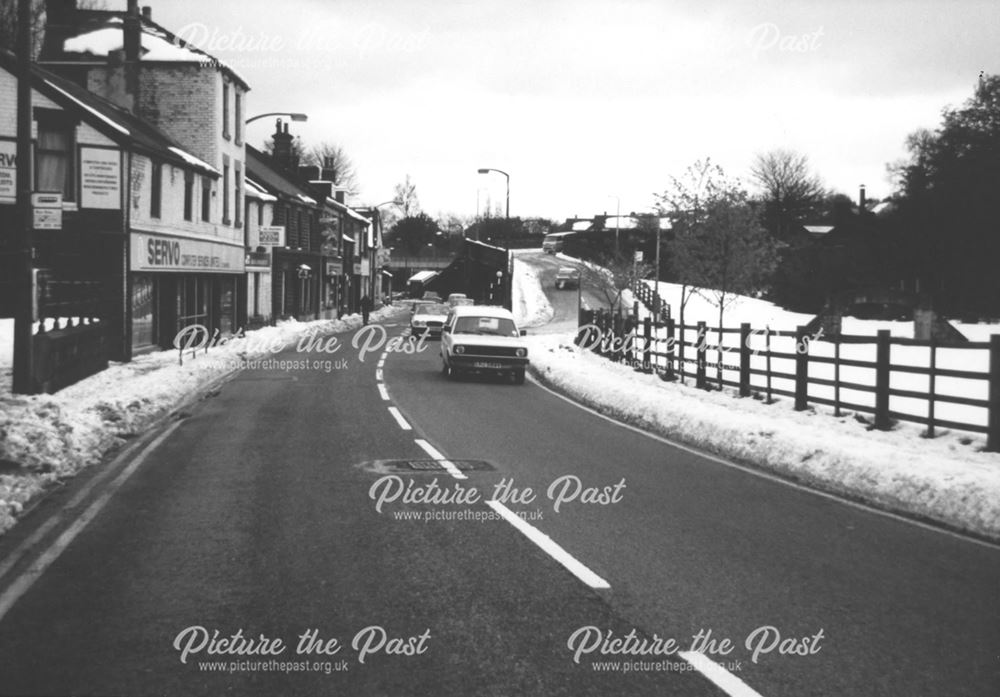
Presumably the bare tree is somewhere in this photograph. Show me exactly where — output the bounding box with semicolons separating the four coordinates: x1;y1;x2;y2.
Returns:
577;252;653;317
750;149;825;240
304;142;359;196
393;174;419;217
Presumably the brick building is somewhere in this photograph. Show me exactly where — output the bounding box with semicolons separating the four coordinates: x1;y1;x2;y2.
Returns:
38;0;250;353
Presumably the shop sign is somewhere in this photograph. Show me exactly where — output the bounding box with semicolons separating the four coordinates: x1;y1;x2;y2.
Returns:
32;193;62;230
0;140;14;204
80;147;121;210
246;251;271;268
131;233;245;273
258;225;285;246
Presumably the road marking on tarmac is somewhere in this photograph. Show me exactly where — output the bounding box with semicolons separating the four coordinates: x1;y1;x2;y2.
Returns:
486;500;610;590
377;384;390;401
413;439;467;480
387;406;412;431
0;421;183;625
680;650;765;697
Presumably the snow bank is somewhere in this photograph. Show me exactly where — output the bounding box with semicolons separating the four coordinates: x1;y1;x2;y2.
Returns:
0;306;404;534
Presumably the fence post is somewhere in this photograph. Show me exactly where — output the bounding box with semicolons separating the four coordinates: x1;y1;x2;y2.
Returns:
833;336;841;417
696;321;707;390
664;317;676;381
642;316;652;372
739;323;751;397
765;325;772;403
987;335;1000;452
794;325;809;411
874;329;891;430
927;337;936;438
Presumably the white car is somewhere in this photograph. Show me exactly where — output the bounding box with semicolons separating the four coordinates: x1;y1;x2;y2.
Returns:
440;306;529;384
410;302;450;339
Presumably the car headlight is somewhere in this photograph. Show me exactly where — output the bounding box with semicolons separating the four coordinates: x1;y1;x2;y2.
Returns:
455;345;465;354
412;320;426;327
515;348;527;358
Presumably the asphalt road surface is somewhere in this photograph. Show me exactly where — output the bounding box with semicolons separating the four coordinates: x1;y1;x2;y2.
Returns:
0;263;998;696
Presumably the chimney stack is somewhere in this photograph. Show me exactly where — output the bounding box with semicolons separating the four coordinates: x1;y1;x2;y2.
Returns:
271;119;295;172
859;184;867;211
122;0;141;113
141;5;152;21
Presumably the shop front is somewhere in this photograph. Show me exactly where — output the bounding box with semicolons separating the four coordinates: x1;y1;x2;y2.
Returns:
272;248;322;321
129;232;246;353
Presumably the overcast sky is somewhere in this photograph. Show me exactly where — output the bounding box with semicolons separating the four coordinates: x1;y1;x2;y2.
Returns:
142;0;997;220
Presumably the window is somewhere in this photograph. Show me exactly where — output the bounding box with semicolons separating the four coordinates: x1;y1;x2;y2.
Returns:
149;161;162;218
183;171;194;221
222;82;230;139
234;91;242;145
222;156;230;224
257;201;263;226
234;162;242;227
201;176;212;222
35;113;75;199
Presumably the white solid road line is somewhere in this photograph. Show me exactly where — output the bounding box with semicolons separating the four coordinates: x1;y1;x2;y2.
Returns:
413;439;467;480
387;407;412;431
680;651;766;697
0;420;183;624
486;500;610;590
377;384;390;401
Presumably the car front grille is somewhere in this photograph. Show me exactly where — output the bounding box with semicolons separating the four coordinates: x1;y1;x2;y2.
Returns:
466;346;520;357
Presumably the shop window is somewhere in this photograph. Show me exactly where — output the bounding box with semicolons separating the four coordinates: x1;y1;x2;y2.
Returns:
35;112;75;200
131;274;156;351
218;277;235;335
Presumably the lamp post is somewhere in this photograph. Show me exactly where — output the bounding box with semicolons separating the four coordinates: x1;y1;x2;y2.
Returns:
477;168;509;219
245;112;308;125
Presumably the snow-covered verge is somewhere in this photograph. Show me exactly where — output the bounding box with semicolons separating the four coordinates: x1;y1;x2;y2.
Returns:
512;259;1000;542
0;306;405;535
512;258;554;328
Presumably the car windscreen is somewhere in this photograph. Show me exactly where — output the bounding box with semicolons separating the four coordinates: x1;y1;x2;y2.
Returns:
453;315;518;336
414;303;450;316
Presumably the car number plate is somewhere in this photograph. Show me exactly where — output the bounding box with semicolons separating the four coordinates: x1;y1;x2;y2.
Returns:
473;361;504;369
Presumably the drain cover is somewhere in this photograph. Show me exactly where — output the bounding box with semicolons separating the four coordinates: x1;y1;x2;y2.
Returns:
363;459;495;473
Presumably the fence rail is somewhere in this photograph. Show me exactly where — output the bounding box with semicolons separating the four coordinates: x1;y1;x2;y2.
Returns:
577;302;1000;451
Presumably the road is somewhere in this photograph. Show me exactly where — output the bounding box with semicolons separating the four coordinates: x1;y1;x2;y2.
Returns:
0;257;998;696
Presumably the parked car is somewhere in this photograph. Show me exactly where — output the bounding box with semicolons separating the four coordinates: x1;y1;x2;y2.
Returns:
554;266;580;289
440;306;529;384
410;303;450;339
447;293;469;306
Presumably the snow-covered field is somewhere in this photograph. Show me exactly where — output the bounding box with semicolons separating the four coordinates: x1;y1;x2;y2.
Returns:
512;258;1000;542
0;307;404;535
631;283;998;432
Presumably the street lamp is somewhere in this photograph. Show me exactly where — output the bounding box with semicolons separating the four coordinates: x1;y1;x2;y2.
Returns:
245;112;308;125
477;168;509;219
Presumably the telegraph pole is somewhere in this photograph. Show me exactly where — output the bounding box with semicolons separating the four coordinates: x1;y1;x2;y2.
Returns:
12;0;34;393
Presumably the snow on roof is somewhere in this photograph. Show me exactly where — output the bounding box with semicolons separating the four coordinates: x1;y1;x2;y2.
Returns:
571;220;593;231
804;225;835;235
296;193;317;205
62;17;248;86
244;177;276;202
41;78;129;136
167;147;219;176
408;270;438;283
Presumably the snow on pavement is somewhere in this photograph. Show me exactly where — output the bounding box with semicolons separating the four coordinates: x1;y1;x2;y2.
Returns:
0;307;404;535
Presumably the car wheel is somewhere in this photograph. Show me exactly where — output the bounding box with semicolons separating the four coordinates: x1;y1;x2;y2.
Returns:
556;281;563;289
513;368;525;385
444;361;460;380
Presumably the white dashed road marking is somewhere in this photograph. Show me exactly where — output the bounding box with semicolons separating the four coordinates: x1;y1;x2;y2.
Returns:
387;407;412;431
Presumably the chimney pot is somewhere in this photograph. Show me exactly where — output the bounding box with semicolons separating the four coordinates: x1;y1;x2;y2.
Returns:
141;5;152;20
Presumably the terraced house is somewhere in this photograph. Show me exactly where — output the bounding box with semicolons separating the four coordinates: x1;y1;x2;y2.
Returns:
39;0;251;355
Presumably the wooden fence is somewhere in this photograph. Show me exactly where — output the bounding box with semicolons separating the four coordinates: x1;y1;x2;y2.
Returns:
577;306;1000;451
